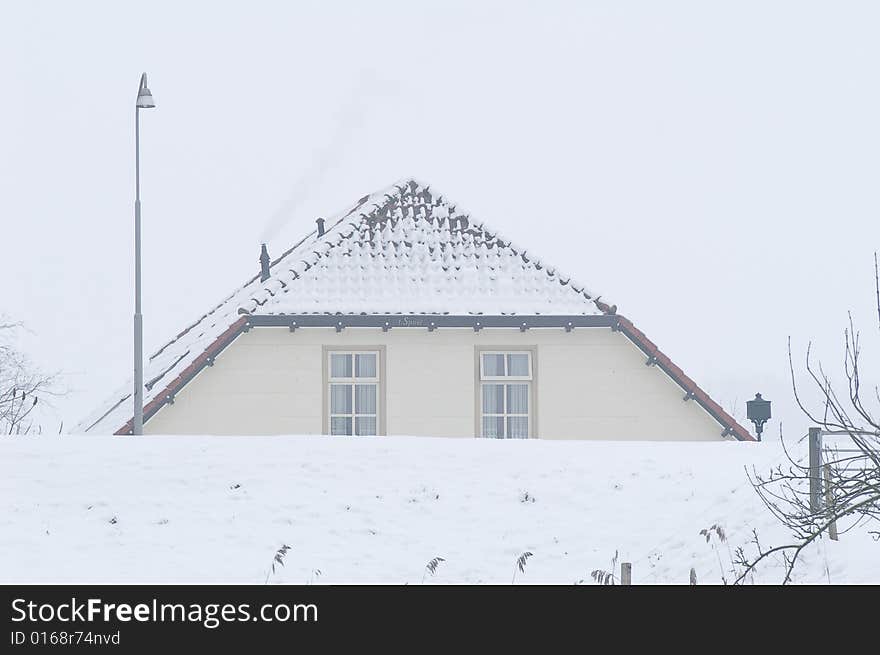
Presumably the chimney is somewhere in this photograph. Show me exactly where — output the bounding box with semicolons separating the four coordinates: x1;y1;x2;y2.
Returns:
259;243;270;282
316;217;325;237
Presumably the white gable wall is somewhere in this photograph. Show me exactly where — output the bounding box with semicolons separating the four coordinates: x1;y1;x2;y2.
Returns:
144;327;729;440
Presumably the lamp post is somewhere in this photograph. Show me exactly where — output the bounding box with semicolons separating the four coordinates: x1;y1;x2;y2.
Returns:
134;73;156;435
746;393;771;441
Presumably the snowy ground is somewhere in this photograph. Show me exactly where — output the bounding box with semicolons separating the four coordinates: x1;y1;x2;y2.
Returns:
1;436;876;584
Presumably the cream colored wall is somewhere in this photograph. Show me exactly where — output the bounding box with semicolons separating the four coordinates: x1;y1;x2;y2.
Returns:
144;327;729;440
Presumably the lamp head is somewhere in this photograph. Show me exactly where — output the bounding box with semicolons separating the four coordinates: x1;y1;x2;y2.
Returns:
136;73;156;109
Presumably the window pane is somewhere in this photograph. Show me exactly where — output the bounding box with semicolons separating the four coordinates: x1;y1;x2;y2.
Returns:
330;416;352;435
507;384;529;414
482;416;505;438
355;353;377;378
330;353;352;378
482;353;505;377
507;416;529;439
507;354;530;377
330;384;352;414
355;416;377;436
355;384;376;414
482;384;504;414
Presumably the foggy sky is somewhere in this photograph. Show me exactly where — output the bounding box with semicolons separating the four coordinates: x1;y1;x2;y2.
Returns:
3;1;879;436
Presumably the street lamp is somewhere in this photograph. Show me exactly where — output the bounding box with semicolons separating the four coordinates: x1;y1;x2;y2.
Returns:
746;393;771;441
133;73;155;435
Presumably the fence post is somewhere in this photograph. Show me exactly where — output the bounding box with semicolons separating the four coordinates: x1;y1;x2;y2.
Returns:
823;464;839;541
809;427;822;512
620;562;632;585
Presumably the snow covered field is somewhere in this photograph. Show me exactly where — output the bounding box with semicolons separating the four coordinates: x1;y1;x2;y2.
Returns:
1;436;876;584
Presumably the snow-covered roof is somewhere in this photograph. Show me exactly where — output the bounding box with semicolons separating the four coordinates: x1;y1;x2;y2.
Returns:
80;178;609;434
244;178;604;316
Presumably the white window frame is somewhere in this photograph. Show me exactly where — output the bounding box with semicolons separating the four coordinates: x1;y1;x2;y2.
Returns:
325;349;383;436
477;350;535;439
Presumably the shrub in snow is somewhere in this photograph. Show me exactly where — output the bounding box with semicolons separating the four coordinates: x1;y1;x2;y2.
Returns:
422;557;445;583
589;550;619;586
265;544;291;584
512;551;533;584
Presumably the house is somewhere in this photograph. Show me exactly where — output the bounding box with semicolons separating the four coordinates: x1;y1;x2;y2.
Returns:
81;179;754;441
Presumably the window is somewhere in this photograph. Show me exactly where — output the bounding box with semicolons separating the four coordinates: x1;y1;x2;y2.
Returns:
327;351;380;436
479;351;532;439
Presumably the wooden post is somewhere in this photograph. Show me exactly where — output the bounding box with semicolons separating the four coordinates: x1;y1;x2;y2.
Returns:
809;427;822;512
620;562;632;585
689;567;697;585
823;464;839;541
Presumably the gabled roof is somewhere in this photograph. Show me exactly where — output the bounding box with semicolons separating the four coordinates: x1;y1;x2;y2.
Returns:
79;178;753;441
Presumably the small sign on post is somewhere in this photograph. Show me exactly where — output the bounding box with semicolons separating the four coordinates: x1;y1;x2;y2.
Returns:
620;562;632;586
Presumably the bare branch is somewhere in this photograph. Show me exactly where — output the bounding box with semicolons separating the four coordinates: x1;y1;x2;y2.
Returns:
0;321;56;435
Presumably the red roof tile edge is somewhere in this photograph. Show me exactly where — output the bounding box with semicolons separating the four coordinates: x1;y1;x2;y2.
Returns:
613;315;755;442
114;317;249;436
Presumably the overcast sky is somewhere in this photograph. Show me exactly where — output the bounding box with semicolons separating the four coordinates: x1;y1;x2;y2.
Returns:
3;1;879;436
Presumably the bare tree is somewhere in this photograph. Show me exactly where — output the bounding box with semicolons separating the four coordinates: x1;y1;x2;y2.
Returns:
733;255;880;584
0;319;56;435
